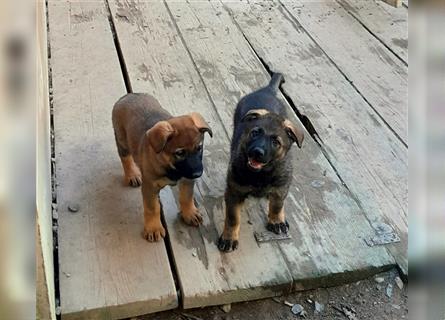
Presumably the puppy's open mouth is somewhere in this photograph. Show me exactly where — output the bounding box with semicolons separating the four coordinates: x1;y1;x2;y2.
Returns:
248;158;266;171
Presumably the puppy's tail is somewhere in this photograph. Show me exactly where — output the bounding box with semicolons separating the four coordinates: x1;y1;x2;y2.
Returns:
267;72;285;93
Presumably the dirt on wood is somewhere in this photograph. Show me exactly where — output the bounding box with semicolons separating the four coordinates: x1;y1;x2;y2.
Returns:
135;269;407;320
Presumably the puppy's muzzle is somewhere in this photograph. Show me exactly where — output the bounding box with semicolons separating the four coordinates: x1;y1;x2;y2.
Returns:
175;150;204;180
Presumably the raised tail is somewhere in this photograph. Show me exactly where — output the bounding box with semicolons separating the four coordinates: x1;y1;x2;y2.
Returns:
267;72;285;93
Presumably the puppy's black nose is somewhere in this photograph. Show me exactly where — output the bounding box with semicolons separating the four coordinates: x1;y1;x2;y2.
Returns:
191;170;203;179
251;147;265;159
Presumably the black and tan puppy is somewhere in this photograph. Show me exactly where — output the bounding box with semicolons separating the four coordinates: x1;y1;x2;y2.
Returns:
218;73;304;252
112;93;212;242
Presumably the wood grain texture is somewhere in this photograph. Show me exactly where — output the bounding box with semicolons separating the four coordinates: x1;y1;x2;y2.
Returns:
281;0;408;144
338;0;408;63
48;1;177;318
222;1;407;275
108;0;293;308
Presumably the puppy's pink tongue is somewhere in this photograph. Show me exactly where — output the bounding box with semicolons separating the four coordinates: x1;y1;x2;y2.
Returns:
249;159;263;169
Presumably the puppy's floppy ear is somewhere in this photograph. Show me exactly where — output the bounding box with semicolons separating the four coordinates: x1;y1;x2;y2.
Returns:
146;121;175;153
283;119;304;148
241;108;269;122
189;112;213;138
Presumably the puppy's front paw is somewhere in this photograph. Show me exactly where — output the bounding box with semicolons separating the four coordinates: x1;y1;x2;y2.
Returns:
125;174;142;187
142;224;166;242
218;235;239;252
181;206;203;227
266;220;289;234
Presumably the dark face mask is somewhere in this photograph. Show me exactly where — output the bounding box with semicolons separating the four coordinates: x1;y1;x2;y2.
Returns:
166;147;204;181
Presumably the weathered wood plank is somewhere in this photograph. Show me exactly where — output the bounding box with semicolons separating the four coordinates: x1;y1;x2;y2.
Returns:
338;0;408;63
108;0;293;308
222;1;407;275
165;0;394;289
281;0;408;144
37;0;56;318
48;1;177;318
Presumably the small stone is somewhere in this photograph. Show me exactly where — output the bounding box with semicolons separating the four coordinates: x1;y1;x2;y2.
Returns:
386;283;393;298
374;276;384;283
395;276;404;290
314;301;324;314
192;252;197;257
220;304;231;313
68;204;79;212
392;304;401;310
376;285;381;290
55;306;61;315
63;271;71;278
306;298;313;304
247;220;253;225
291;304;304;316
311;180;325;188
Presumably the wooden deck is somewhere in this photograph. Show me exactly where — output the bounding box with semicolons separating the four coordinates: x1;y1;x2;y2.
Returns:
47;0;407;318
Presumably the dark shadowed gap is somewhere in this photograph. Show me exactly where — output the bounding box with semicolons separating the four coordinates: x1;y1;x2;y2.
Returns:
45;1;61;318
104;0;132;93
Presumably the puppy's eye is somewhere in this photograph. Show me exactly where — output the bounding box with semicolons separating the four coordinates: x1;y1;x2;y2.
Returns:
250;128;262;138
272;137;281;148
175;149;186;158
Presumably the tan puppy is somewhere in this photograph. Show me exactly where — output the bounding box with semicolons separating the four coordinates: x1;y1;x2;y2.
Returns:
112;93;212;241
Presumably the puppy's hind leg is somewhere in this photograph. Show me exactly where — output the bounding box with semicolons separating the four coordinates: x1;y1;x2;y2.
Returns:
178;178;202;226
267;192;289;234
114;129;142;187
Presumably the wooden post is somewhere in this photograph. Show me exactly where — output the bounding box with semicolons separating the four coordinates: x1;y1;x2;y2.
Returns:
36;0;56;318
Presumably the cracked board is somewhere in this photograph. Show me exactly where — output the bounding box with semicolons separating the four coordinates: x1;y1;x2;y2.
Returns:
338;0;408;63
281;0;408;144
48;1;177;318
109;0;394;308
108;0;293;308
222;1;408;275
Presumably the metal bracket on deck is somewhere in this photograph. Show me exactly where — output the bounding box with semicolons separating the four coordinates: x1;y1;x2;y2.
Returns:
365;232;400;247
254;231;292;243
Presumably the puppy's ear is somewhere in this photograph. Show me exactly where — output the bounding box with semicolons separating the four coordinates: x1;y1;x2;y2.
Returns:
283;119;304;148
146;121;175;153
241;109;269;122
189;112;213;138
